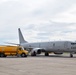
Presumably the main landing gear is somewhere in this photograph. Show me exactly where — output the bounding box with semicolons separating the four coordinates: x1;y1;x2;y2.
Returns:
70;53;73;58
45;52;49;56
31;51;36;56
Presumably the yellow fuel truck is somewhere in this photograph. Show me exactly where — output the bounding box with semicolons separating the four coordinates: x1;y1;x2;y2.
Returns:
0;46;28;57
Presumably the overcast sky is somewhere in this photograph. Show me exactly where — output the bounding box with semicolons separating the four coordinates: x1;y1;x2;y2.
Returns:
0;0;76;44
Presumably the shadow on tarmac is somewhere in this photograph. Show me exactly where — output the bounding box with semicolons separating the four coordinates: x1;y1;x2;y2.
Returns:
0;54;76;58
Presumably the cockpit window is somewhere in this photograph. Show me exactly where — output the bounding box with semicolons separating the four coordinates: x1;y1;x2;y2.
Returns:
71;43;76;45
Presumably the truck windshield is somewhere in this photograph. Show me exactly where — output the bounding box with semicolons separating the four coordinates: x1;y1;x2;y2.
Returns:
19;48;22;50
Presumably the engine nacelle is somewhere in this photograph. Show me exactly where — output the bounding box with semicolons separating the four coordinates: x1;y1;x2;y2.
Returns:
54;52;63;54
36;49;42;54
31;48;42;54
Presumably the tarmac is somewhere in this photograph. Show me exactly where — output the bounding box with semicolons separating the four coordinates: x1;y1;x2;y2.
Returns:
0;54;76;75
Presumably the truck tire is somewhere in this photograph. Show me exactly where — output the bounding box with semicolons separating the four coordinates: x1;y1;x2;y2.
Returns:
0;53;5;57
4;55;7;57
21;53;27;57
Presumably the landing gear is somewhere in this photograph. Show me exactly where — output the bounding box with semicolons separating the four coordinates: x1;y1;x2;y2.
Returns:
31;51;36;56
70;53;73;58
45;52;49;56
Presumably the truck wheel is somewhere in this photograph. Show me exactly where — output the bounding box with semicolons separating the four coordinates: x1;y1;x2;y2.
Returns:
0;53;5;57
4;55;7;57
21;53;27;57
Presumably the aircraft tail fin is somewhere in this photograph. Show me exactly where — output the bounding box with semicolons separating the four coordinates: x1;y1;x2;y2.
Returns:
18;28;28;44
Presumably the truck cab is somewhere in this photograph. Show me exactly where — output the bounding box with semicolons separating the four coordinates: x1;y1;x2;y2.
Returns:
0;46;28;57
17;46;28;57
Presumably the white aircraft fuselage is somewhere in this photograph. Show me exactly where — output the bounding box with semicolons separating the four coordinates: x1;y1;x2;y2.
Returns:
18;28;76;57
21;41;76;52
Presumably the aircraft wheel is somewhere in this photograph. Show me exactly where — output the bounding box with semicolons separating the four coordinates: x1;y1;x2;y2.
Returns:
70;53;73;58
45;52;49;56
31;51;36;56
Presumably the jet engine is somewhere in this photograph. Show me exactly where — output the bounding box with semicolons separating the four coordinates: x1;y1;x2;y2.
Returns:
31;48;42;56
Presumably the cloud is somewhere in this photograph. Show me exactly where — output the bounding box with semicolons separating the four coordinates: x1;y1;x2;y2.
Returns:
0;0;76;44
19;21;76;42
